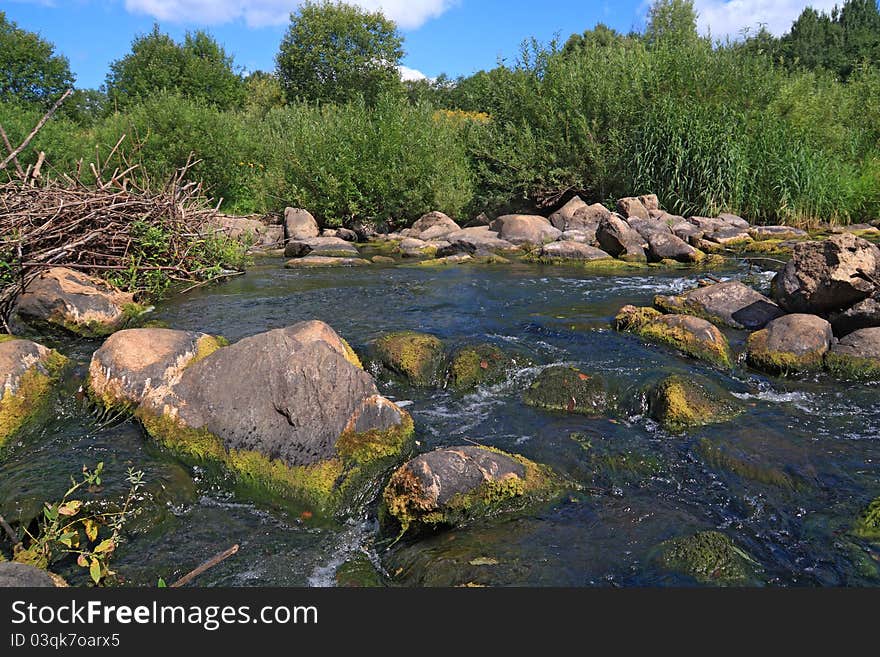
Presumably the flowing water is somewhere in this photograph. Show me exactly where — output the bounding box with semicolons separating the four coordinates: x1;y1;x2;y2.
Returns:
2;254;879;587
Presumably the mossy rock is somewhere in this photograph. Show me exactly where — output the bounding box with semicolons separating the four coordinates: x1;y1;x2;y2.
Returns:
0;343;68;448
825;352;880;381
649;375;740;432
854;497;880;542
138;406;414;519
381;445;564;537
448;344;514;390
373;331;446;387
695;438;802;490
655;530;759;586
614;305;733;369
746;315;832;376
522;366;614;416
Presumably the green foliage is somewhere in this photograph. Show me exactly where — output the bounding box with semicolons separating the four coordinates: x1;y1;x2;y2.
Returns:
106;25;244;110
644;0;700;48
0;11;73;106
276;1;404;105
10;463;145;586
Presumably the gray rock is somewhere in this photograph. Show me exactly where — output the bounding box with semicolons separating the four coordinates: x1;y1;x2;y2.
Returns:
597;214;647;262
444;226;519;253
645;231;702;263
283;208;319;241
490;214;562;246
284;256;369;268
628;216;673;240
747;314;833;374
655;281;784;330
336;227;359;242
706;227;753;246
673;222;704;243
616;197;650;220
639;194;660;212
539;241;613;261
284;237;360;259
549;196;588;230
749;225;809;241
560;230;594;243
0;562;57;587
829;296;880;336
772;234;880;314
688;216;728;233
411;211;461;241
718;213;750;229
830;327;880;360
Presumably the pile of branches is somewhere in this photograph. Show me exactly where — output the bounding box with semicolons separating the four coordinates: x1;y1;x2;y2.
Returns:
0;147;232;332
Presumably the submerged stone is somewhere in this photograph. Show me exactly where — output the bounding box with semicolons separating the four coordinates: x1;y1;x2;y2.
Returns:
695;439;801;490
0;562;59;587
613;305;733;369
0;338;67;448
522;366;614;416
381;445;561;536
649;375;740;432
655;530;759;586
284;256;369;268
373;331;446;387
448;344;514;390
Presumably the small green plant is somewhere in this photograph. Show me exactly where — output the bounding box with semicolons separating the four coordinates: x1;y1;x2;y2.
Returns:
11;463;146;585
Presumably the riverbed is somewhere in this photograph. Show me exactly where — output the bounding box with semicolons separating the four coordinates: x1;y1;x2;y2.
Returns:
2;255;878;586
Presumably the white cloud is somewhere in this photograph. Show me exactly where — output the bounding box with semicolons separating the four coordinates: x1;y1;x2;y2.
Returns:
123;0;457;29
398;65;428;81
694;1;841;39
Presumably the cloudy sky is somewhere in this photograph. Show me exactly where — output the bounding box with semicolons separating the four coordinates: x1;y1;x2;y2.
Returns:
4;0;844;88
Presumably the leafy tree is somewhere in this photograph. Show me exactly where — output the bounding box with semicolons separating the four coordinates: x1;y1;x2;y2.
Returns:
645;0;700;47
562;23;630;55
105;25;243;110
275;1;404;105
0;11;74;106
243;71;286;114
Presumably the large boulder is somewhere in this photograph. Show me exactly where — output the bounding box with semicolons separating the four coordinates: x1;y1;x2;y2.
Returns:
705;227;753;247
381;446;560;535
88;329;225;411
522;366;615;416
284;237;360;259
490;215;562;246
825;327;880;380
283;207;320;241
628;216;672;240
749;225;809;241
654;281;784;330
568;203;611;233
746;314;833;375
209;215;281;248
411;212;461;241
0;337;67;447
284;256;370;268
718;213;750;229
443;226;518;253
373;331;446;387
597;215;647;262
688;216;728;233
649;375;740;432
829;296;880;336
536;241;613;262
639;194;661;212
15;268;140;337
616;197;650;220
549;196;588;230
91;321;411;515
645;231;702;263
0;562;58;587
614;306;733;368
772;234;880;314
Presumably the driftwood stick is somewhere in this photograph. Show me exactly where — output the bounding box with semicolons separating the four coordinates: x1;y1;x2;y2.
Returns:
170;544;239;588
0;514;22;549
0;89;72;171
0;123;25;177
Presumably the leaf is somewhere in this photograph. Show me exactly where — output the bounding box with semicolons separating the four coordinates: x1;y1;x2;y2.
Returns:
89;558;102;584
94;539;115;554
480;360;489;369
83;519;99;542
43;504;58;522
77;554;89;568
469;557;499;566
58;501;83;517
158;578;167;588
58;532;79;548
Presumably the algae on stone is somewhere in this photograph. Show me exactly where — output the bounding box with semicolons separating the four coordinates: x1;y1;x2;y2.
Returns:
373;331;446;387
448;344;513;390
522;366;614;416
656;530;759;585
854;497;880;542
0;346;67;448
650;375;740;432
695;438;801;490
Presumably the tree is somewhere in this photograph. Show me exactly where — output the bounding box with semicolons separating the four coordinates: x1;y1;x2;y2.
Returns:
562;23;629;55
243;71;286;114
0;11;74;106
105;25;243;110
275;1;404;105
645;0;700;47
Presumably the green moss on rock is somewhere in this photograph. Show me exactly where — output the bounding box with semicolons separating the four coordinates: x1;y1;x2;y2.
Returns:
614;305;733;369
656;530;759;586
650;375;740;432
138;408;414;517
448;344;512;390
854;497;880;542
522;366;614;416
695;438;801;490
0;349;67;448
373;331;446;387
825;352;880;381
746;329;826;375
335;554;385;587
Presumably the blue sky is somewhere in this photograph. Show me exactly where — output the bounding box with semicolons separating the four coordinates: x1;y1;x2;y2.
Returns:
3;1;839;89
